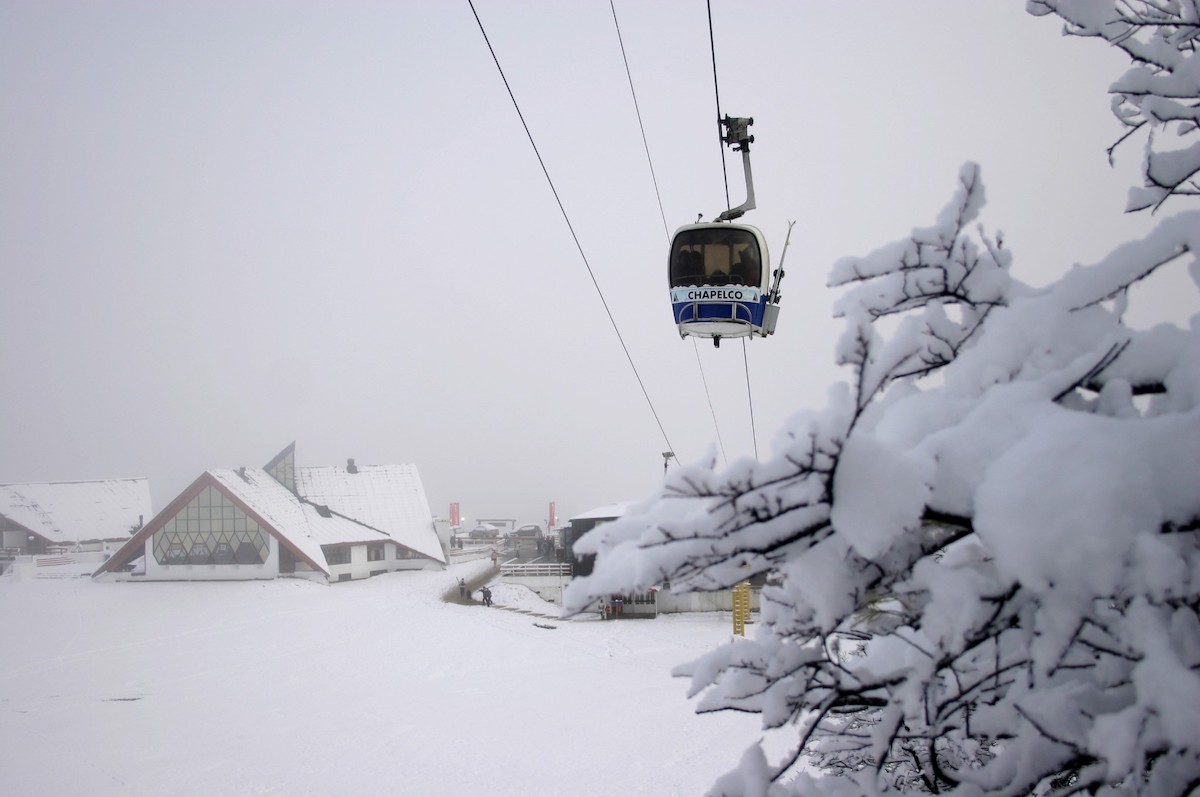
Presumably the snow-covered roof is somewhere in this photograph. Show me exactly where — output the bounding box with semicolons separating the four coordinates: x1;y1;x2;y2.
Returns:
296;464;444;562
210;464;446;568
0;478;152;544
208;468;329;574
297;503;387;547
569;502;631;523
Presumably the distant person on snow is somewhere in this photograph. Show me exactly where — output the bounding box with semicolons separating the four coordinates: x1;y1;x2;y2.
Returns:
458;578;466;599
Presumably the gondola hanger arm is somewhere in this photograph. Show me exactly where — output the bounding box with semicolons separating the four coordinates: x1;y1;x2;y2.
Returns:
716;115;756;222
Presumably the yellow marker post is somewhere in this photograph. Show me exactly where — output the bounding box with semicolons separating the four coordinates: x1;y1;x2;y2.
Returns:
732;580;751;636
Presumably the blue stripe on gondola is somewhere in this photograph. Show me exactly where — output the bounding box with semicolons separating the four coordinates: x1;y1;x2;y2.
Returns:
673;298;767;327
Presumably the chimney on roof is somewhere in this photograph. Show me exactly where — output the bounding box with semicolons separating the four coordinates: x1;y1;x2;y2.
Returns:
239;466;246;478
347;458;358;474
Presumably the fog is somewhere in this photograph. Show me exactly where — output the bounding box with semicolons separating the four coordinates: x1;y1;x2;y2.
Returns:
1;1;1190;526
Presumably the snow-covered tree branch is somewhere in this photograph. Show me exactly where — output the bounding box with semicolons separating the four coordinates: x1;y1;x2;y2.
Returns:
563;3;1200;795
1028;0;1200;212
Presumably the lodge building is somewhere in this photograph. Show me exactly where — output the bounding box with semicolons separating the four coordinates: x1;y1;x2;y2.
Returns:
94;443;448;584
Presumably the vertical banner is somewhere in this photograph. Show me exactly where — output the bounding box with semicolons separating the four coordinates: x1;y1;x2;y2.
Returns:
450;502;461;527
548;500;557;530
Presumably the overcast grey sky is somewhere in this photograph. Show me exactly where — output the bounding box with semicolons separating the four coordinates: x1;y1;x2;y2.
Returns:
1;1;1192;527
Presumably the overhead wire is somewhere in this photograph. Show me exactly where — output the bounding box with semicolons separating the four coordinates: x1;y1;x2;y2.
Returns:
694;338;729;465
467;0;675;458
742;338;759;460
707;0;731;211
609;0;728;467
706;0;760;459
610;0;669;242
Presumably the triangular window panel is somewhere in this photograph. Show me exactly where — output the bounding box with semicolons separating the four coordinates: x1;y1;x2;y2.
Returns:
264;443;296;494
150;484;270;567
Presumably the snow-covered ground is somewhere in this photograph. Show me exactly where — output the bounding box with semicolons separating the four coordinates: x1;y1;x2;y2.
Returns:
0;563;763;796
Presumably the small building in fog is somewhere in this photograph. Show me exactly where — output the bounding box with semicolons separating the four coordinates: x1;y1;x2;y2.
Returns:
558;501;761;618
559;502;630;578
1;478;151;555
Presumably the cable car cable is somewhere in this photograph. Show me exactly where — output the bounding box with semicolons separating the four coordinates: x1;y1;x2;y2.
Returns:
694;338;729;466
706;0;731;210
468;0;676;459
706;0;763;459
610;0;669;241
742;338;758;460
741;220;793;460
609;0;727;467
741;315;759;457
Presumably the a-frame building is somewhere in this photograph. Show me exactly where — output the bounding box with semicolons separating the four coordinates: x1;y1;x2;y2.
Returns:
95;444;448;583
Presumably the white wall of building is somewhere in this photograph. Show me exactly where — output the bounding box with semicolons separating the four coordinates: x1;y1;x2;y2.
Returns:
324;542;442;583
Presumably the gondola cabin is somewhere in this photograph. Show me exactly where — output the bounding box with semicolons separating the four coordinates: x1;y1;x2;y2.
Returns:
669;223;778;344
